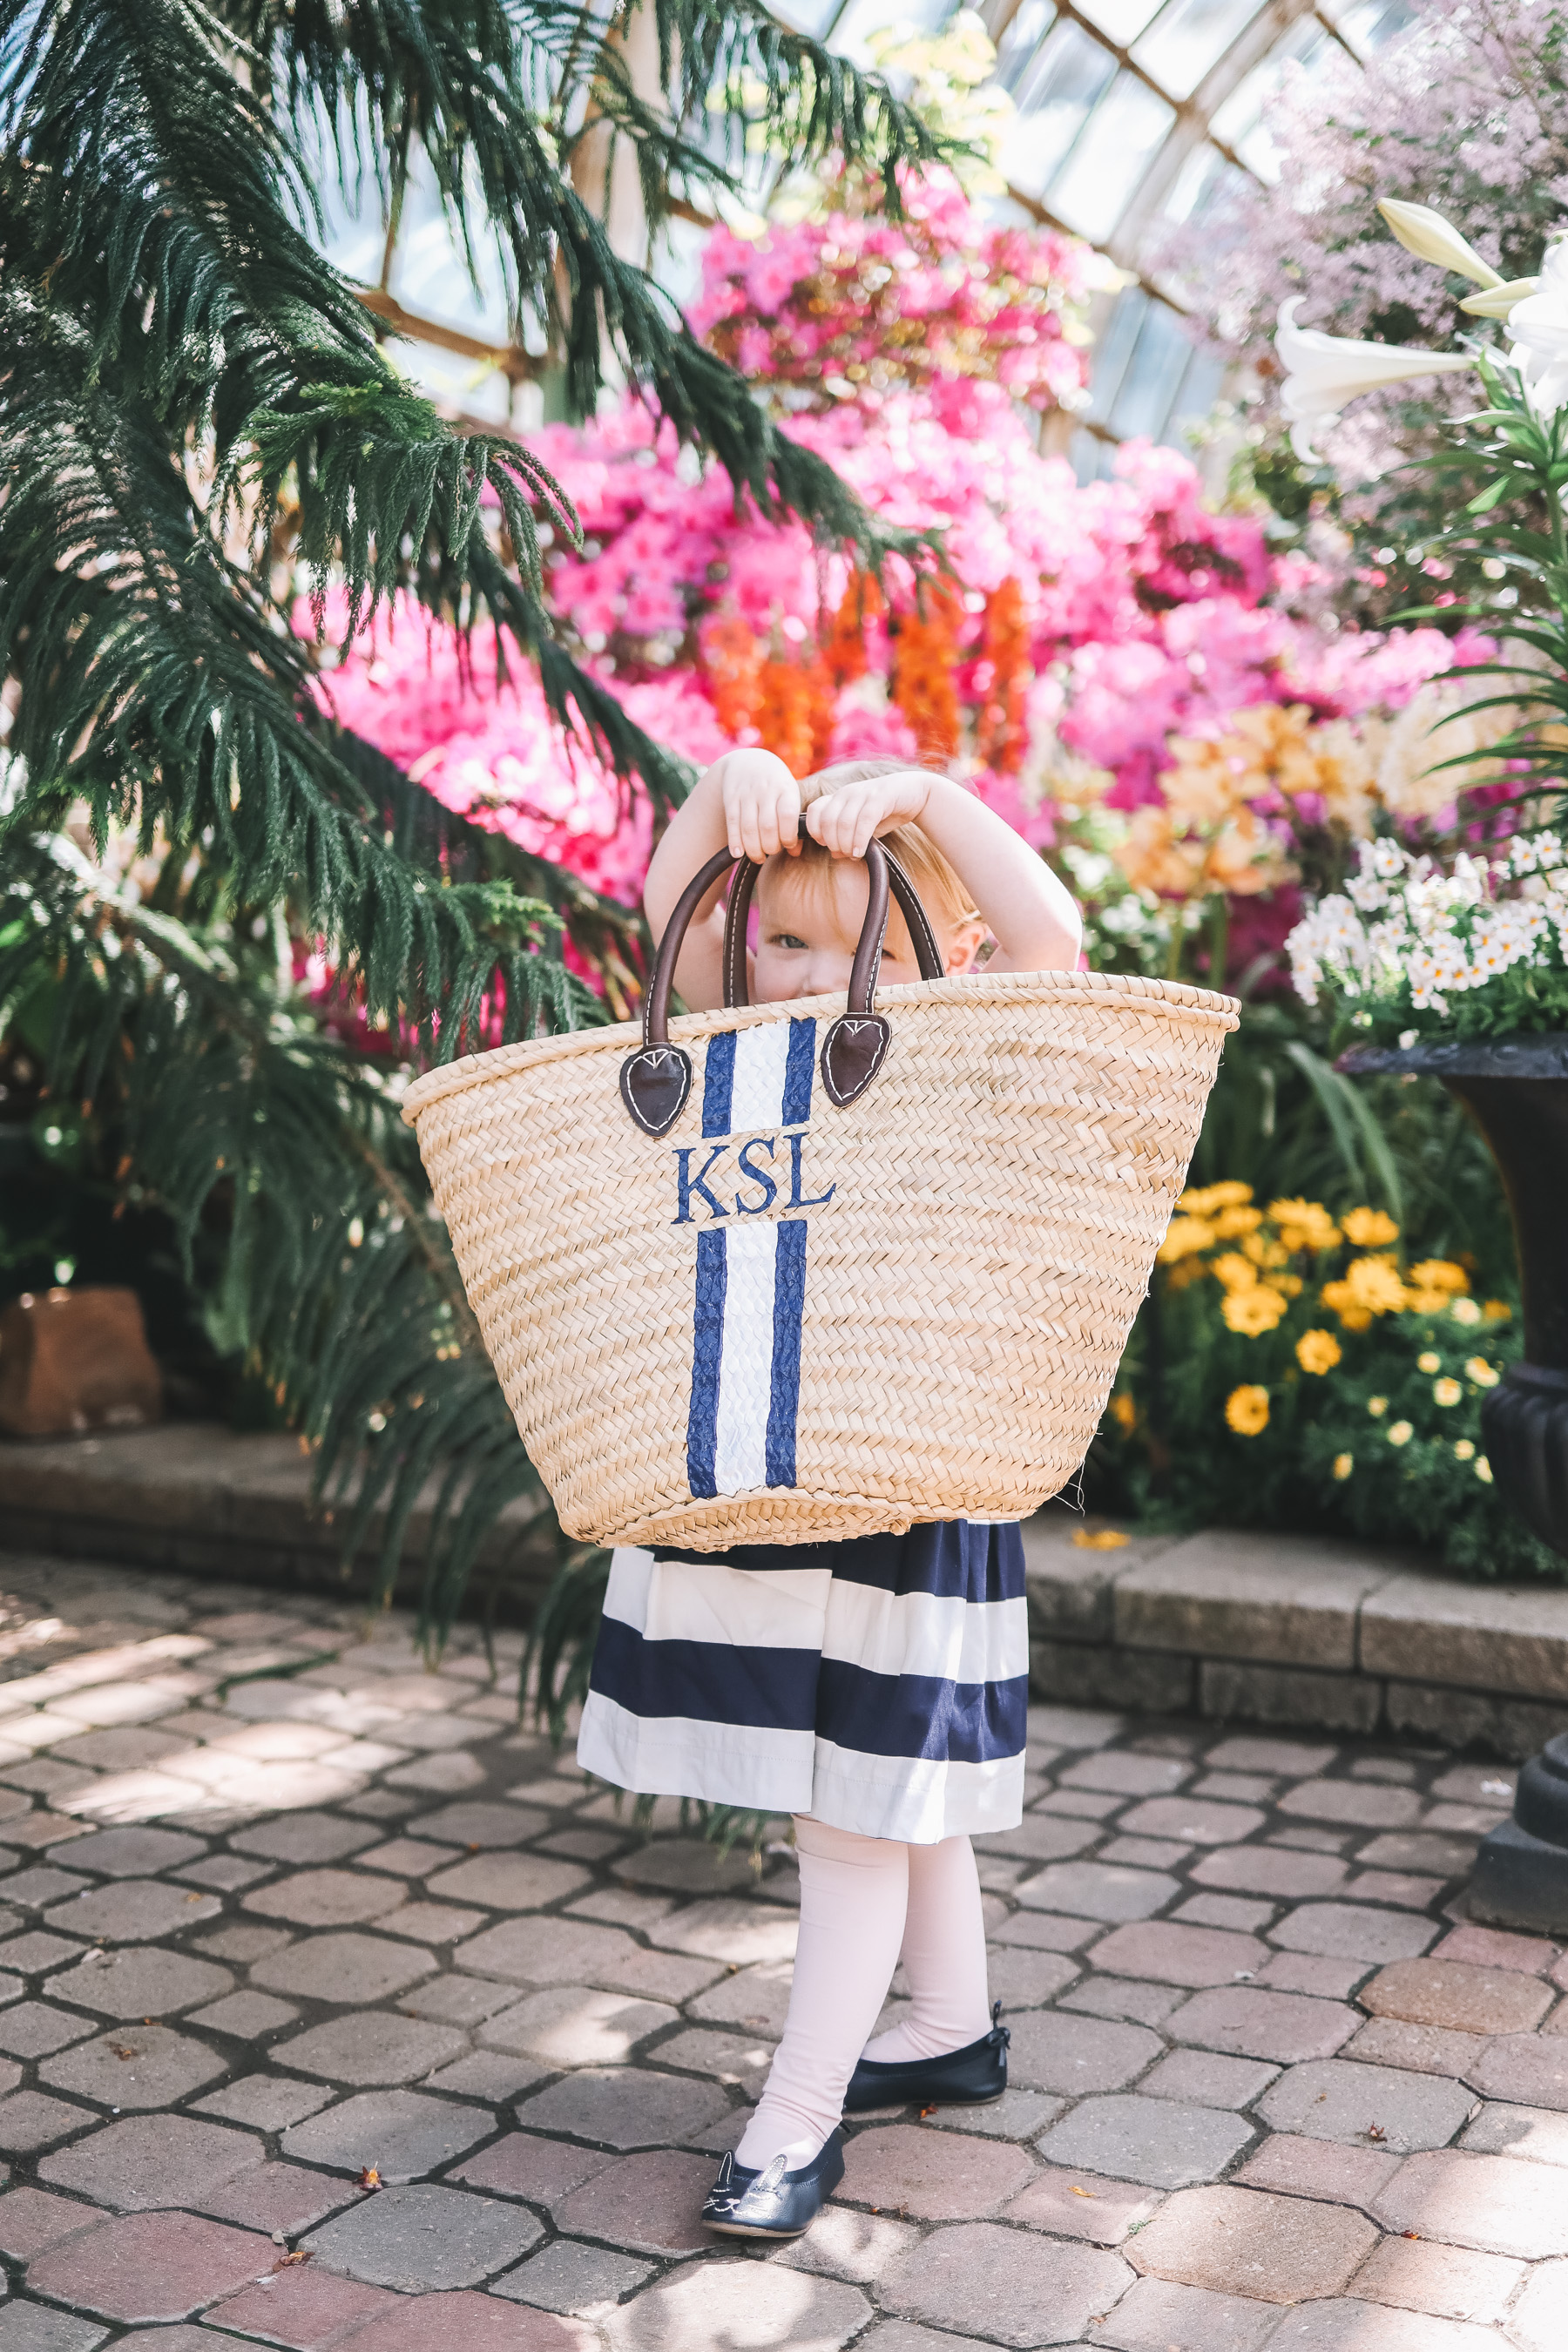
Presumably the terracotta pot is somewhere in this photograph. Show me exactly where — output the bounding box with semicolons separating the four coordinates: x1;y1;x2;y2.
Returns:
0;1285;163;1439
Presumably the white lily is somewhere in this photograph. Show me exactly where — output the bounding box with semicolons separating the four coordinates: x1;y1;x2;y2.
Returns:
1274;298;1474;463
1461;279;1540;321
1508;240;1568;418
1378;200;1502;289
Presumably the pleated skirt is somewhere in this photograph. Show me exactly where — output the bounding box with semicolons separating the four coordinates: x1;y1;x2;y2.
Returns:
575;1519;1028;1844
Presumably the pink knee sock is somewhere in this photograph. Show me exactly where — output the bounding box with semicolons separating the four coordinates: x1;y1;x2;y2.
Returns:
734;1815;908;2171
862;1832;993;2064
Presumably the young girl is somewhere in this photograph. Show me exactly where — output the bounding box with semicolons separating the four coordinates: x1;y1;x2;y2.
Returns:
577;749;1083;2238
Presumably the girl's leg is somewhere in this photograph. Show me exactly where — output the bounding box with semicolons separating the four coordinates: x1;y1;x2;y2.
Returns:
862;1832;993;2064
734;1815;909;2170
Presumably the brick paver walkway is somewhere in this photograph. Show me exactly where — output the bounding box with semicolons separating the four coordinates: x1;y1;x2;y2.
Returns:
0;1552;1558;2350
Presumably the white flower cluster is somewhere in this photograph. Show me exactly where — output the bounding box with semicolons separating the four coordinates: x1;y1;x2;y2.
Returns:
1288;833;1568;1016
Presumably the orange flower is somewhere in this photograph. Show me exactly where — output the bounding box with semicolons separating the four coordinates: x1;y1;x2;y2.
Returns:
891;586;962;762
977;578;1030;774
755;659;822;779
704;612;762;739
824;572;883;689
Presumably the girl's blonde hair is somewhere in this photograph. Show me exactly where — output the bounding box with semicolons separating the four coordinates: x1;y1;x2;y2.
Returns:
788;759;982;929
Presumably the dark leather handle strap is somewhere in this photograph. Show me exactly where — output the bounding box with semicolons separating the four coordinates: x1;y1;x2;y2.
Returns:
719;841;945;1010
622;838;945;1136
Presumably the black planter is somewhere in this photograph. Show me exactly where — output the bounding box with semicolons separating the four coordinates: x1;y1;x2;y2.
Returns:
1341;1033;1568;1930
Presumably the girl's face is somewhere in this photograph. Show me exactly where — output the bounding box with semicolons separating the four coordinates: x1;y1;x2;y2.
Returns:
752;855;982;1003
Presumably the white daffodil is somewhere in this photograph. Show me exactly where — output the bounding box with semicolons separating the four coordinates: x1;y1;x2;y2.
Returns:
1508;240;1568;417
1378;200;1502;289
1274;298;1474;463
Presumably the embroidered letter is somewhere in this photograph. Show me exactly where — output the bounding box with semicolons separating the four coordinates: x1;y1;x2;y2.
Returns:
673;1146;730;1223
734;1135;779;1215
787;1132;835;1210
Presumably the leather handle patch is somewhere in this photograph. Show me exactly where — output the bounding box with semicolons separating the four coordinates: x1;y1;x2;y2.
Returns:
820;1012;891;1109
619;1044;693;1137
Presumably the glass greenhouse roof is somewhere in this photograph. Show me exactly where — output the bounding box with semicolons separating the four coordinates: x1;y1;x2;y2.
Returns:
316;0;1425;473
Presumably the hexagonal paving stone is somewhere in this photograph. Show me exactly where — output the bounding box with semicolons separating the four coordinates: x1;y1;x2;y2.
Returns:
1006;2010;1162;2097
0;2299;107;2352
187;1990;299;2040
1004;2166;1162;2247
280;2088;491;2181
44;1882;220;1937
0;2092;95;2154
409;1803;551;1848
602;2260;868;2350
252;1932;435;2007
38;2112;264;2210
493;2239;652;2316
1099;2275;1277;2352
230;1815;381;1864
482;1988;679;2068
60;1828;206;1878
424;1855;590;1911
455;1917;720;2004
1037;2094;1255;2190
1015;1863;1180;1923
243;1870;409;1930
1359;1958;1553;2035
302;2182;541;2289
193;2074;333;2132
838;2126;1033;2220
204;2263;402;2349
0;2004;95;2059
1126;2182;1375;2304
301;2285;593;2352
1258;2058;1474;2153
1086;1923;1269;1989
1164;1989;1358;2065
198;2157;357;2239
1372;2146;1568;2260
879;2220;1132;2349
26;2209;273;2323
609;1840;764;1896
39;2026;225;2111
687;1961;794;2038
274;2011;468;2085
512;2066;732;2151
1267;1904;1438;1964
44;1947;233;2019
644;1900;799;1968
551;2151;726;2258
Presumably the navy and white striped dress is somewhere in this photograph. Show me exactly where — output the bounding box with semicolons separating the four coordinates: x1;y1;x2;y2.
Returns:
577;1520;1028;1843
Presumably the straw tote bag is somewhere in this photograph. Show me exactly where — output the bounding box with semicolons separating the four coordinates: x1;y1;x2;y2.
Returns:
403;842;1238;1551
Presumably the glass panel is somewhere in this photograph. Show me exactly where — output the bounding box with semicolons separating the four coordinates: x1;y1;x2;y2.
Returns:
1086;285;1151;426
1158;140;1226;231
1048;72;1175;244
1132;0;1267;101
1166;346;1227;443
1073;0;1165;44
995;0;1058;93
1071;428;1122;483
771;0;845;34
830;0;954;64
1107;297;1199;440
1000;21;1119;195
1324;0;1420;53
1208;18;1334;182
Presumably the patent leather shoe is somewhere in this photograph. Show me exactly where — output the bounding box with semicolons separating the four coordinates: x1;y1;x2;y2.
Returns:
843;2001;1010;2114
700;2130;844;2238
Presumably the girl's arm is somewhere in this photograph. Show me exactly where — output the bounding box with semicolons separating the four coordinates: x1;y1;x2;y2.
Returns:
643;749;802;1011
807;771;1083;974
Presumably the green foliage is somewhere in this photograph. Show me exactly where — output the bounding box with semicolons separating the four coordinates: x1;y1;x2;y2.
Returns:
0;0;961;1653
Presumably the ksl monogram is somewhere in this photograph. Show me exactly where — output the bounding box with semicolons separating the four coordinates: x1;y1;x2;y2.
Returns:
672;1133;836;1224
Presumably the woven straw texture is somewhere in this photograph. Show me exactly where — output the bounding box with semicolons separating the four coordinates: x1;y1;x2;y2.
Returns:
403;969;1238;1551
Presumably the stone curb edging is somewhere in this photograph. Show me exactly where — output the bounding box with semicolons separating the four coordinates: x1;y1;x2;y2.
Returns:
4;1429;1568;1754
1025;1515;1568;1761
0;1423;550;1621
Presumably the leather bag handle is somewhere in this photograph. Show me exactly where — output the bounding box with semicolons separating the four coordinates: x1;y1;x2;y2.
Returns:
619;840;945;1138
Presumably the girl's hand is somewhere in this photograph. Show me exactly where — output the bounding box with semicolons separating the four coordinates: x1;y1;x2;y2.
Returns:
720;749;803;864
805;768;931;860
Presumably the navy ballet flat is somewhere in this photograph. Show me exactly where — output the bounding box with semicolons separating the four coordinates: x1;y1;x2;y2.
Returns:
842;2000;1010;2114
700;2130;845;2238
